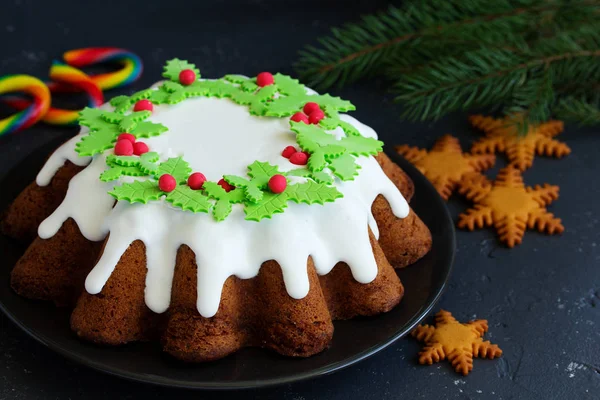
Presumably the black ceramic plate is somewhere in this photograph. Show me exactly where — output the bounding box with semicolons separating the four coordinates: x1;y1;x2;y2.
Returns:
0;137;455;389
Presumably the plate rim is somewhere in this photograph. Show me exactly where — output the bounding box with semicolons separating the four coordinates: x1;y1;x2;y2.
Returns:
0;142;455;390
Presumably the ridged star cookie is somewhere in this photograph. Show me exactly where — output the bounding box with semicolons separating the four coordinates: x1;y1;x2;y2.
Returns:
395;135;495;200
412;310;502;376
458;166;564;247
470;115;570;171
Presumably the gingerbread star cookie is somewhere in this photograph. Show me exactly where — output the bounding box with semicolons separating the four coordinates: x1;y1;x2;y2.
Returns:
396;135;495;200
458;166;564;247
470;114;570;171
412;310;502;376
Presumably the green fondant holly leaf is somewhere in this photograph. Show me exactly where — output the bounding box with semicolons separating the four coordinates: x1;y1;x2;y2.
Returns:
200;80;239;98
249;85;278;115
241;80;258;93
100;166;126;182
291;121;381;158
79;108;106;130
75;125;121;156
223;161;282;203
311;170;334;184
342;135;383;156
165;185;211;213
203;181;245;221
223;175;263;203
163;59;200;82
329;153;360;181
247;161;280;188
212;198;233;221
313;94;355;112
262;95;304;117
156;80;238;104
109;96;129;112
157;157;192;184
100;165;146;182
102;110;151;132
291;121;336;152
264;94;355;117
319;117;361;137
150;88;170;104
107;155;140;167
101;111;125;123
224;74;247;84
285;168;334;184
131;121;169;138
286;168;312;178
203;181;226;198
110;89;154;113
163;81;184;93
221;175;250;188
109;180;163;204
168;89;188;104
307;149;328;172
101;152;160;182
139;152;159;175
273;74;306;96
229;89;255;105
243;184;264;203
286;181;343;205
338;120;361;137
243;191;289;221
307;144;346;172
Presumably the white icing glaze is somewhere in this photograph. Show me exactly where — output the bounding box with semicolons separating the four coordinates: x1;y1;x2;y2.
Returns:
36;134;91;186
36;82;409;318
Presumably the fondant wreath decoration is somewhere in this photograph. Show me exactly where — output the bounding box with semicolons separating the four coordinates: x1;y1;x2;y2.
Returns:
74;59;383;222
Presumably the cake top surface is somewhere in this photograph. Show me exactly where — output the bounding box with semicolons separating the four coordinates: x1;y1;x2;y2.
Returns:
35;59;410;317
66;59;385;222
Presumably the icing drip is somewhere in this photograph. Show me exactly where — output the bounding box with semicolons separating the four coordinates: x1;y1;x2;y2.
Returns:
37;86;409;318
36;133;91;186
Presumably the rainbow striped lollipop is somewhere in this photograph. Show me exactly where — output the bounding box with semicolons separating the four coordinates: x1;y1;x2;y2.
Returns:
3;62;104;126
63;47;143;90
0;75;50;136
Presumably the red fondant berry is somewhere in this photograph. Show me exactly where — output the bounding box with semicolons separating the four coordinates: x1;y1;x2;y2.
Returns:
118;133;136;144
308;109;325;124
290;112;309;124
114;139;134;156
256;72;274;87
281;146;297;159
289;151;308;165
187;172;207;190
302;151;311;158
133;141;149;156
218;178;235;192
159;174;177;192
303;102;320;115
179;69;196;85
134;99;153;112
268;174;287;194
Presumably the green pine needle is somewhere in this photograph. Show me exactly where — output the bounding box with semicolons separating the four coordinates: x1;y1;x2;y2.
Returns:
295;0;600;128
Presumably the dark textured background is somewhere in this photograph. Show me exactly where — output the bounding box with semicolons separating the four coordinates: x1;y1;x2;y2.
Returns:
0;0;599;398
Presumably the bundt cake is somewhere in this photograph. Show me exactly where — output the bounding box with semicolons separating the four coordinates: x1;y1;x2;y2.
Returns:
2;59;432;362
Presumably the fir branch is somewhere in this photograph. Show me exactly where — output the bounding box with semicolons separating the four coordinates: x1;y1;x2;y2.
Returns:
553;96;600;125
296;0;599;89
296;0;600;127
394;24;600;121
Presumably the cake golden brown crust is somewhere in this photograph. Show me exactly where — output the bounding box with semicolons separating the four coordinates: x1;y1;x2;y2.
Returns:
11;218;102;307
1;162;83;241
71;240;161;345
374;152;432;267
3;150;432;362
